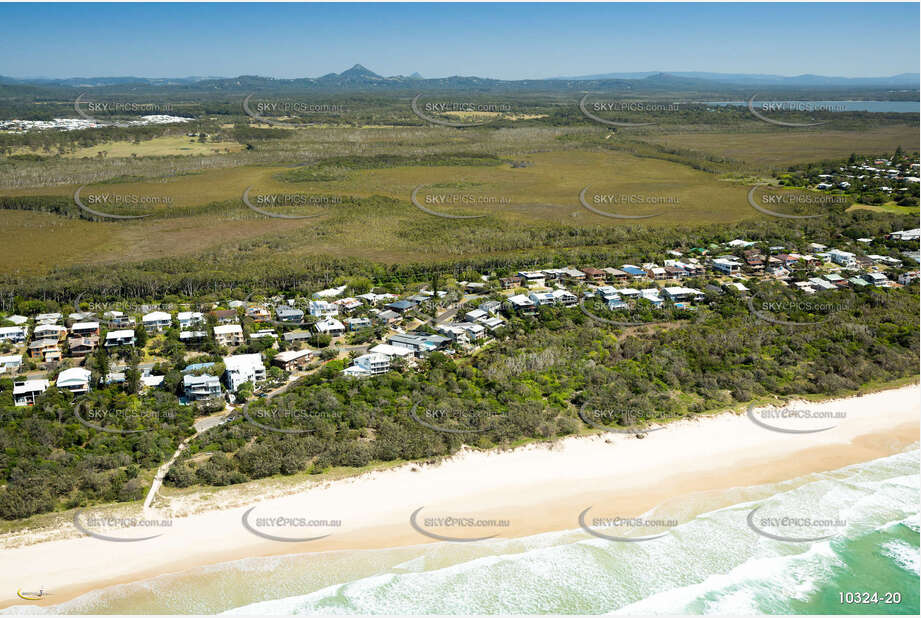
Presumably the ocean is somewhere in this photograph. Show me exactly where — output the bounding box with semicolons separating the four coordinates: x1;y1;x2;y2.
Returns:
703;101;919;113
10;447;919;615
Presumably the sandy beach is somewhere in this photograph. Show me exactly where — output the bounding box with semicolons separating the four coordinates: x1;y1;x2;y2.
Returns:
2;383;918;610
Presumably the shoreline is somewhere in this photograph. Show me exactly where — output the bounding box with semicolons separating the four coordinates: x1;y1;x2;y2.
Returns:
1;381;918;611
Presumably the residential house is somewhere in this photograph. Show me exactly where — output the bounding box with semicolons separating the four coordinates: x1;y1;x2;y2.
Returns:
374;310;402;325
464;309;488;323
662;287;705;303
33;324;67;342
69;321;100;338
0;354;22;374
517;271;547;288
276;305;306;323
34;312;62;325
223;354;266;391
214;324;245;347
664;266;687;280
0;326;27;344
180;330;209;344
13;379;49;406
621;265;647;280
56;367;91;395
499;276;522;289
104;329;136;348
249;329;278;341
645;266;668;281
308;300;338;318
551;289;578;307
177;311;205;328
273;349;315;372
244;306;271;323
282;330;314;344
104;311;136;329
68;336;98;357
335;297;363;313
383;300;417;315
828;249;857;268
28;339;61;363
210;309;238;325
353;352;390;375
580;267;607;283
711;258;742;275
368;343;415;361
183;373;222;401
506;294;537;316
603;268;630;283
479;300;502;315
898;271;919;285
528;291;555;307
861;272;889;286
314;317;345;336
387;333;441;356
142;311;172;333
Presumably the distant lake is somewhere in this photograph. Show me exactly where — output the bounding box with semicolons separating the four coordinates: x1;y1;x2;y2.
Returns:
704;100;919;113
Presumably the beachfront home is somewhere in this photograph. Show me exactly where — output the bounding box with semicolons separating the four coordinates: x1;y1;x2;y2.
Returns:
580;267;607;283
282;330;313;344
214;324;245;347
244;306;271;323
603;268;630;283
211;309;238;325
551;289;578;307
223;354;266;391
13;379;49;406
374;310;402;325
620;265;647;280
56;367;91;395
183;373;222;401
505;294;537;316
383;300;417;315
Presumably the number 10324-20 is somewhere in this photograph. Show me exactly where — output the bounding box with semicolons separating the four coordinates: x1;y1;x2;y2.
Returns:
839;592;901;605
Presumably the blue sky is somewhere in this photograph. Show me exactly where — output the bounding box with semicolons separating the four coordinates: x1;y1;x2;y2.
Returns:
1;2;918;79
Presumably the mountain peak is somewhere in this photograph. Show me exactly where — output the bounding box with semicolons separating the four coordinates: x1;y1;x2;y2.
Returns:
341;64;379;78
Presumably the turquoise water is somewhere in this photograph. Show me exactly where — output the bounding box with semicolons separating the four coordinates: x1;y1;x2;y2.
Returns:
10;447;919;615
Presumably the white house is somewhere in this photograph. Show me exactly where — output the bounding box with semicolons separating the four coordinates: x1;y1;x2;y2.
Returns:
368;343;415;361
105;329;136;347
662;287;705;303
223;354;266;392
142;311;172;333
711;258;742;275
183;373;222;401
56;367;92;395
13;378;49;406
828;249;857;268
177;311;204;328
0;326;27;343
353;352;390;375
314;317;345;336
0;354;22;374
214;324;244;346
308;300;339;318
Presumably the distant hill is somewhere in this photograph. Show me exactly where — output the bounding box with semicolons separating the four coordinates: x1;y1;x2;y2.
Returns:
0;66;917;97
552;71;920;88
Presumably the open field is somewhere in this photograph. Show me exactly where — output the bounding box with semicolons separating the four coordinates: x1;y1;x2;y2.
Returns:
642;125;919;167
11;134;246;159
0;149;771;273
